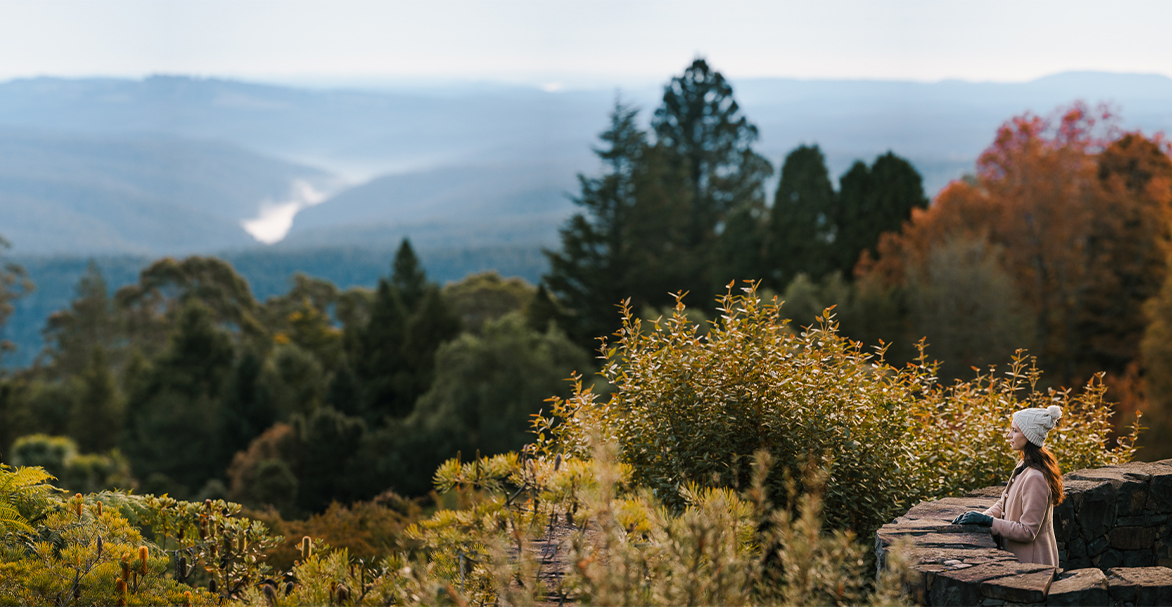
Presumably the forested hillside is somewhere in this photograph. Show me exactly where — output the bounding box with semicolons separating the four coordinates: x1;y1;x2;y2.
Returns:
0;60;1170;605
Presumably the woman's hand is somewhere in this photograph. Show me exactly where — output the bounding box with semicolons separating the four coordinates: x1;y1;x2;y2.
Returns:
951;511;993;527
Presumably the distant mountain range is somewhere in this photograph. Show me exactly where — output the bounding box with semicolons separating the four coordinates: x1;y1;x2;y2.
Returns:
2;71;1171;258
2;70;1171;368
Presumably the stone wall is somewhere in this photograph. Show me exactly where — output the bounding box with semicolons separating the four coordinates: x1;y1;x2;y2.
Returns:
876;459;1172;606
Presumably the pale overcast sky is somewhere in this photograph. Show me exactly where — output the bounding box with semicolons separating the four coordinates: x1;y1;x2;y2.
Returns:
1;0;1170;87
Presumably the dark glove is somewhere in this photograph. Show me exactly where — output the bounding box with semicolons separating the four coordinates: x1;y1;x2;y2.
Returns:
951;511;993;527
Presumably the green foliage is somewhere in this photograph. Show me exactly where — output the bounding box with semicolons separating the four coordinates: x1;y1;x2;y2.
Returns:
402;434;912;607
392;239;428;313
293;407;366;513
544;101;665;345
69;346;125;453
0;464;55;535
0;236;33;365
1139;265;1172;460
539;283;1138;536
9;434;134;495
769;144;838;286
121;300;236;495
249;495;421;572
905;236;1037;382
835;152;929;273
652;58;773;251
355;278;412;418
443;271;534;334
41;261;116;379
0;490;218;606
364;312;590;496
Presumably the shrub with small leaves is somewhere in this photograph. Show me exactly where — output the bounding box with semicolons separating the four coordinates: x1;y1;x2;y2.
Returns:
538;282;1138;537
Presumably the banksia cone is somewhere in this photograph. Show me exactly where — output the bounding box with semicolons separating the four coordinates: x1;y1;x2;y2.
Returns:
74;494;83;518
262;582;278;606
95;501;103;517
335;584;350;604
285;581;294;596
138;545;148;574
120;555;130;583
178;556;188;580
183;591;193;607
115;577;127;607
299;536;312;561
209;578;218;594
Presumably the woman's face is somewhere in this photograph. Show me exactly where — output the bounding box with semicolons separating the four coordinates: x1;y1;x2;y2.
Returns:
1007;419;1029;452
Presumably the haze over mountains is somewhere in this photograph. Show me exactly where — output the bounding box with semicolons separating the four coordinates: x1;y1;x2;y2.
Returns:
2;71;1171;258
2;70;1171;368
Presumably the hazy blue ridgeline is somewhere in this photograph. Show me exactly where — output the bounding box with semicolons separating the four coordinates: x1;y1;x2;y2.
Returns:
0;245;548;369
5;73;1172;260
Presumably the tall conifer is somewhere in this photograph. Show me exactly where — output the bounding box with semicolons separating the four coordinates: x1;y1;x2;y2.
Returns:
769;145;838;288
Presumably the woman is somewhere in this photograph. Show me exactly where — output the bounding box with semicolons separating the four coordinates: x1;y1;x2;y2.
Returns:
952;405;1064;567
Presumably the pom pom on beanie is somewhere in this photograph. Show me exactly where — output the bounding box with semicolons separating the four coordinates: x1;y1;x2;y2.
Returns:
1013;405;1063;447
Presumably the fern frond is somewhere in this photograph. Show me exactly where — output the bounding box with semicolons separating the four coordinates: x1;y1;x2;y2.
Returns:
0;503;33;534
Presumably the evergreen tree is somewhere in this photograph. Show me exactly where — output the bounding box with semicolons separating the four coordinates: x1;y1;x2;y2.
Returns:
652;58;772;248
392;238;427;313
525;284;568;333
216;349;275;467
401;286;462;407
294;406;366;512
356;279;410;418
325;360;362;417
545;102;647;344
836;152;928;274
68;346;123;453
121;300;235;495
769;145;838;288
43;261;114;377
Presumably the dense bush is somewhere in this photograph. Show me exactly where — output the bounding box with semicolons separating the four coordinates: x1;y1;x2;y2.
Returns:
9;434;135;494
540;283;1139;536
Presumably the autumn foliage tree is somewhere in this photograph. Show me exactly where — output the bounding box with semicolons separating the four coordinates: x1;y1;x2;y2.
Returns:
860;104;1172;396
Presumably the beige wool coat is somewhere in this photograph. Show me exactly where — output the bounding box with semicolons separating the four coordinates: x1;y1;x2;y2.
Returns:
982;464;1059;567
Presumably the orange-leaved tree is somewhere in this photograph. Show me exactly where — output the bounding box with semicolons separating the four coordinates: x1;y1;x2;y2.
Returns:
859;104;1172;403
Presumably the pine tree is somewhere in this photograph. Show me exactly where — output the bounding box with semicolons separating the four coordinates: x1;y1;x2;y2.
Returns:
121;300;236;495
401;286;462;408
525;284;568;333
294;406;366;511
68;346;123;453
769;145;838;288
216;349;275;467
325;360;361;417
355;279;410;419
544;101;647;344
43;260;114;376
652;59;772;294
835;152;928;275
392;238;428;313
652;58;772;248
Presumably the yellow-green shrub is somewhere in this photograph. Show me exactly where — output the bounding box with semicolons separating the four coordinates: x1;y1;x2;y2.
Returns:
539;283;1138;536
0;489;217;606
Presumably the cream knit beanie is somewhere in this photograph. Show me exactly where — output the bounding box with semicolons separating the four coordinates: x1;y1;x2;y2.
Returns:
1013;405;1063;447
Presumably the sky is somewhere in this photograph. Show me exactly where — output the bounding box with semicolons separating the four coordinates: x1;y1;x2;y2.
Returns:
1;0;1171;88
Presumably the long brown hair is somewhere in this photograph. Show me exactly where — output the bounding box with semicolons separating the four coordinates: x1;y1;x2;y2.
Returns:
1021;441;1064;505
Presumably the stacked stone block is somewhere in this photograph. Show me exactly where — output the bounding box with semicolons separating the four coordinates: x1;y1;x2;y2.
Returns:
875;458;1172;605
